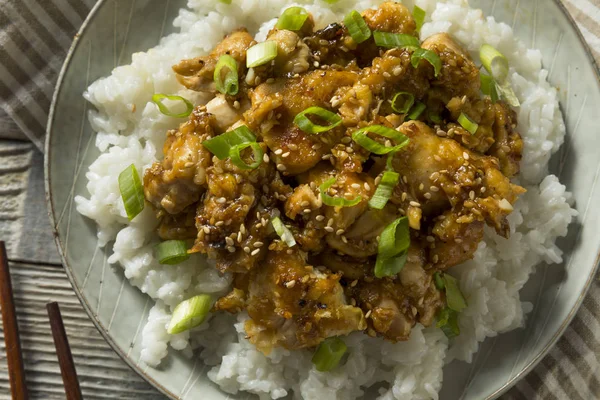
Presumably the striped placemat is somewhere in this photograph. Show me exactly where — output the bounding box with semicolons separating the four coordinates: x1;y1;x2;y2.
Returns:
0;1;598;399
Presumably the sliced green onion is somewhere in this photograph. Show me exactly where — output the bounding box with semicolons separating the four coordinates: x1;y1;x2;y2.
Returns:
496;80;520;107
214;55;239;96
385;152;395;170
218;0;232;3
480;73;499;103
312;337;347;372
368;171;399;209
351;125;410;155
443;274;467;312
429;112;443;124
433;272;445;290
276;7;309;31
437;307;460;339
156;240;190;265
458;113;478;135
229;141;263;170
373;31;419;49
319;177;362;207
411;48;442;77
118;164;145;220
391;92;415;114
480;44;509;82
413;5;426;32
323;0;339;3
203;125;257;160
344;10;371;43
151;94;193;118
406;102;426;120
294;106;342;134
167;294;212;334
374;216;410;278
246;41;278;68
271;216;296;247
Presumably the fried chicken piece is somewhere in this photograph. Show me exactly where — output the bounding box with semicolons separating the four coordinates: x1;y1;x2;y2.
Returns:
245;246;366;354
266;29;311;75
143;110;214;214
172;29;254;92
362;1;417;35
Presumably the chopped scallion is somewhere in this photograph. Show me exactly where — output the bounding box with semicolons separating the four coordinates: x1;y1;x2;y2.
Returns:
344;10;371;43
374;216;410;278
271;216;296;247
229;141;263;170
373;31;419;49
312;337;347;372
203;125;257;160
151;94;193;118
406;101;426;120
351;125;410;155
479;44;509;82
156;240;190;265
319;177;362;207
214;54;239;96
276;7;309;31
246;41;278;68
458;113;478;135
218;0;232;3
167;294;212;334
433;272;445;290
413;5;426;32
496;80;520;107
118;164;145;220
391;92;415;114
368;170;399;209
480;73;499;103
437;307;460;339
443;274;467;312
294;106;342;134
428;112;443;124
411;48;442;77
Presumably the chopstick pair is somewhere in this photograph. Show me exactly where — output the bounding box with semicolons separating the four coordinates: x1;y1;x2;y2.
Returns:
0;241;83;400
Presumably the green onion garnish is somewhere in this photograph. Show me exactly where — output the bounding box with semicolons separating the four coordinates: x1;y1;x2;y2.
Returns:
411;48;442;77
319;177;362;207
480;44;509;82
156;240;190;265
480;73;499;103
294;106;342;134
344;10;371;43
433;272;445;290
458;113;478;135
118;164;145;220
443;274;467;312
203;125;257;160
276;7;309;31
312;337;347;372
406;102;426;120
429;112;443;124
323;0;339;3
151;94;194;118
374;216;410;278
496;80;520;107
229;141;263;170
246;41;278;68
214;54;239;96
351;125;409;155
167;294;212;334
373;31;419;49
218;0;232;3
437;307;460;339
391;92;415;114
271;216;296;247
413;5;426;32
368;170;399;209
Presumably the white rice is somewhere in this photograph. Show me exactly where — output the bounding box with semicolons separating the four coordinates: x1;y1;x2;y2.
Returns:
74;0;578;398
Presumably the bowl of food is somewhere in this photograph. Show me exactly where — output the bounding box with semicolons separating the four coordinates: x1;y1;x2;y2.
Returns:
45;0;600;399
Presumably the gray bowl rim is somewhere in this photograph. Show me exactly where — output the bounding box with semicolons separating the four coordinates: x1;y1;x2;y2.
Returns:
44;1;600;399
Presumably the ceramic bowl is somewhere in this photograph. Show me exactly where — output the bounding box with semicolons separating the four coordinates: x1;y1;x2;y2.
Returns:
45;0;600;398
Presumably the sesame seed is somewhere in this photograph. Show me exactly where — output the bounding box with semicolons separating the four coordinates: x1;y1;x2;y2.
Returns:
454;238;463;243
263;153;270;163
341;235;348;244
215;221;224;227
255;223;262;229
383;71;391;79
233;101;240;109
327;218;334;227
402;175;408;183
424;192;432;199
316;215;325;221
430;172;440;180
227;246;236;253
325;226;334;233
409;201;421;207
274;149;283;155
351;183;361;189
341;136;352;144
251;248;260;256
237;232;243;243
393;66;402;76
364;182;371;191
419;183;424;191
266;78;275;83
351;280;358;287
217;197;226;204
480;187;486;193
469;190;475;200
336;229;345;236
463;152;469;160
430;186;439;192
243;246;251;254
426;235;435;242
288;144;298;151
277;164;287;171
203;226;210;234
432;254;439;263
351;298;357;306
261;218;268;226
254;241;264;248
285;280;296;288
312;143;322;150
282;152;290;158
314;61;320;67
375;176;382;186
225;237;234;246
434;155;442;162
303;208;312;214
401;192;407;201
365;310;372;319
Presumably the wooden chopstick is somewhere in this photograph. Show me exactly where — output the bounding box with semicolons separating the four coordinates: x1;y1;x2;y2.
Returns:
47;302;83;400
0;241;29;400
